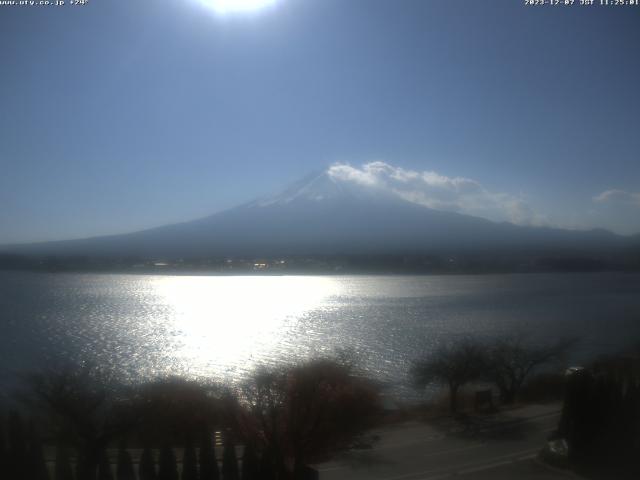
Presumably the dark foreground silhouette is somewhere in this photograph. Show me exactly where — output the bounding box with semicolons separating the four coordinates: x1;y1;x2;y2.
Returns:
554;353;640;479
2;342;640;479
1;359;380;480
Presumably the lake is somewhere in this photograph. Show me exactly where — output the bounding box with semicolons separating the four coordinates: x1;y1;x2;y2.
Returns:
1;271;640;401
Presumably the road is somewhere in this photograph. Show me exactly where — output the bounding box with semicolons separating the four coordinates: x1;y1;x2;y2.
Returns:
317;404;577;480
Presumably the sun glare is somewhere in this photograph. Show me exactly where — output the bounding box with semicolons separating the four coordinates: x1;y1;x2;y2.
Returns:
152;275;338;378
196;0;281;15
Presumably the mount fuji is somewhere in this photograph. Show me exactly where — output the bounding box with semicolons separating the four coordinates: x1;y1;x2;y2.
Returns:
1;169;635;261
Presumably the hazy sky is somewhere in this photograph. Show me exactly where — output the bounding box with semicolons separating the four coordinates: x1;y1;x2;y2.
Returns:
1;0;639;244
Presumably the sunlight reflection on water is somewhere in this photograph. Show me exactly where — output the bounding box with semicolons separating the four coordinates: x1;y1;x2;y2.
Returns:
2;272;640;401
152;275;339;379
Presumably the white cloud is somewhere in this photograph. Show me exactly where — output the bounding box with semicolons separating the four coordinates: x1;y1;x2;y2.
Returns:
593;189;640;208
328;162;545;226
589;189;640;235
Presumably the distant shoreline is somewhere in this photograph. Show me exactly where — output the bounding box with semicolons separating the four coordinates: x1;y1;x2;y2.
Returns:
2;252;638;276
1;266;638;276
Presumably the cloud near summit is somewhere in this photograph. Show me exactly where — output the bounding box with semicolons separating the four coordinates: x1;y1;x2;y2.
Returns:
593;189;640;208
328;162;544;226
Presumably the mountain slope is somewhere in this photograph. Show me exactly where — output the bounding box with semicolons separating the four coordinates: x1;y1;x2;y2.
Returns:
1;171;634;259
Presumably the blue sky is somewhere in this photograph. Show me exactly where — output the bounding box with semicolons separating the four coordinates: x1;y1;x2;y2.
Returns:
1;0;639;243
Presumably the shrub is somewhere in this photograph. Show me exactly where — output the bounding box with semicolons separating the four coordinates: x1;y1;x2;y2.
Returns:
412;339;486;414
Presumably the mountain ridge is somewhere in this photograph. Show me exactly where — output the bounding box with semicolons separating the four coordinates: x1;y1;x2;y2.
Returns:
1;170;637;261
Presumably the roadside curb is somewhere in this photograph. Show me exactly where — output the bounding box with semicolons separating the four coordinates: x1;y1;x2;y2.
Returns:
437;409;562;437
533;457;584;479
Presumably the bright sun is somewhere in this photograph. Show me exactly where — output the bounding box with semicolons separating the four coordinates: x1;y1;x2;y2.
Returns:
197;0;281;15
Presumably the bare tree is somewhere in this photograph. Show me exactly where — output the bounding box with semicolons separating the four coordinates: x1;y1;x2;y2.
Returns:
138;447;157;480
199;430;220;480
484;336;574;404
181;436;198;480
116;443;136;480
235;359;381;479
131;376;223;446
20;362;136;478
412;339;486;414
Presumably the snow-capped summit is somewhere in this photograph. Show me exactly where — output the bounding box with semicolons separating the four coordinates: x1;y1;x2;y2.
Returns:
247;171;348;207
245;168;399;208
